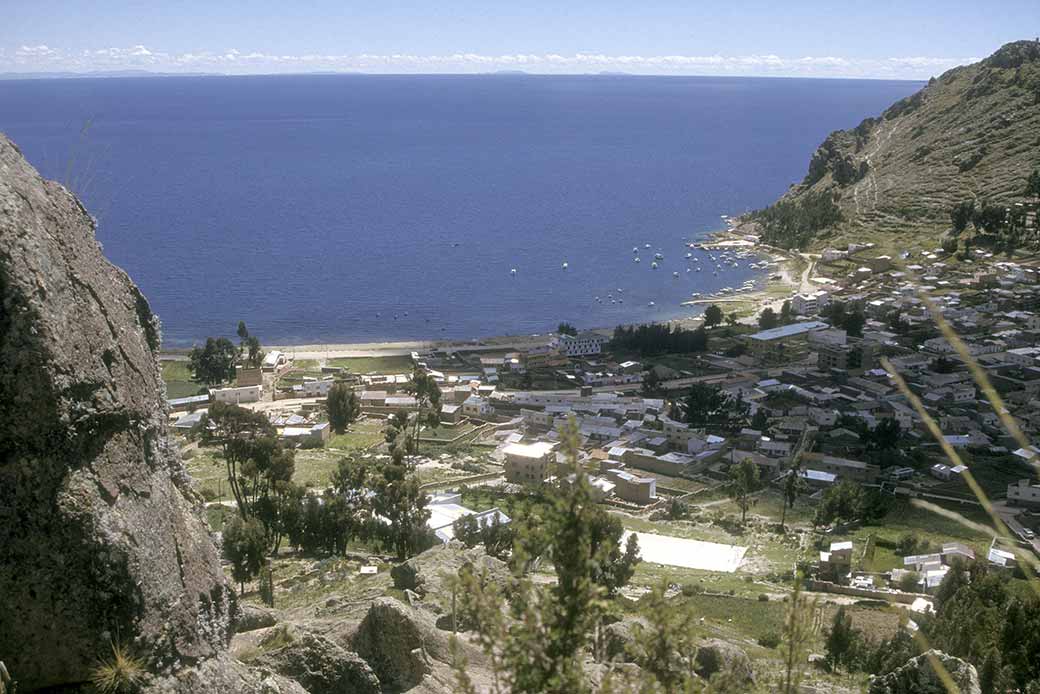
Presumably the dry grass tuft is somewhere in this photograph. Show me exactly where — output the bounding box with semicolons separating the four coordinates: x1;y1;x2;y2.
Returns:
90;643;145;694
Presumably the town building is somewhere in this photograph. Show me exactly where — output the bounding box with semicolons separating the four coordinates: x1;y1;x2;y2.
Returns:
1008;479;1040;509
503;441;557;486
558;332;611;358
746;321;830;364
210;385;263;404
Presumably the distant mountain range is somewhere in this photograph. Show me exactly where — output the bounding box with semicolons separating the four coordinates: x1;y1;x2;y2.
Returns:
0;69;221;80
748;40;1040;250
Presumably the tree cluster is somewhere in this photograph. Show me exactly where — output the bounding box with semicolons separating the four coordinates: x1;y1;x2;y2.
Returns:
820;300;865;338
812;480;890;528
823;606;918;677
236;321;264;369
611;323;708;356
679;382;750;434
453;513;515;560
188;337;238;386
922;563;1040;693
326;382;360;434
750;191;844;250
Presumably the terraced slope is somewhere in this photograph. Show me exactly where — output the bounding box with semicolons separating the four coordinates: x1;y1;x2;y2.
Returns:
751;40;1040;250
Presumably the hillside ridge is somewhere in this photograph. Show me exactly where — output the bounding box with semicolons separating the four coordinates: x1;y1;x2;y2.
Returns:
748;39;1040;250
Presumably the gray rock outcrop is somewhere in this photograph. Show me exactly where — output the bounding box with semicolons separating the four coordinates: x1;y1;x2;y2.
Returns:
0;133;234;689
693;638;755;685
601;616;649;663
352;597;448;689
868;649;981;694
254;631;380;694
236;605;279;634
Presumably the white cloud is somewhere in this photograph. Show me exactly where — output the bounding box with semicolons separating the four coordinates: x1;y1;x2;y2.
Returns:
0;45;973;79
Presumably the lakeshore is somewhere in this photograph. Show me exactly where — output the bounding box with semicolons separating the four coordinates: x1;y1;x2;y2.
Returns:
161;222;815;360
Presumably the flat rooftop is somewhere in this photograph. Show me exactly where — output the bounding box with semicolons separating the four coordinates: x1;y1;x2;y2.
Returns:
748;321;830;342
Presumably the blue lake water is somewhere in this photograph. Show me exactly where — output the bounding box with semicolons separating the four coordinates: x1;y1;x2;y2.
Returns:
0;74;920;346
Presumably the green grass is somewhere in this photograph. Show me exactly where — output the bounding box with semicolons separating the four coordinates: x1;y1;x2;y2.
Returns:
162;360;202;399
185;449;230;501
327;355;414;374
326;418;385;452
206;505;233;532
829;498;996;572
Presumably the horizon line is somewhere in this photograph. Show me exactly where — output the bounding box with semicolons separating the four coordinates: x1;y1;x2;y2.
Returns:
0;68;929;83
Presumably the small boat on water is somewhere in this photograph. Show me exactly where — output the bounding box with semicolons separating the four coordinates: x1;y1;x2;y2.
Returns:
635;257;641;263
672;271;679;278
562;262;568;270
654;252;664;260
648;301;656;307
511;268;517;276
651;261;659;269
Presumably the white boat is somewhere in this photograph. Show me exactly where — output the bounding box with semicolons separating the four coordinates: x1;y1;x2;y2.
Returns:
511;268;517;276
635;257;641;263
672;271;679;278
648;301;655;307
685;252;693;259
562;262;568;270
633;247;639;253
654;252;664;260
651;261;659;269
644;243;652;249
690;292;701;298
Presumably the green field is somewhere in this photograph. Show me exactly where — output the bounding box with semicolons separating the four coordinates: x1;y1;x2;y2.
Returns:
327;355;414;374
162;360;202;399
326;418;385;452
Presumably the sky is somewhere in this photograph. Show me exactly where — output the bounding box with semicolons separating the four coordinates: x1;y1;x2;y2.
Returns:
3;1;1038;79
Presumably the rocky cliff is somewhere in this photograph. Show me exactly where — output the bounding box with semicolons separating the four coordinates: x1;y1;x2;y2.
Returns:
751;39;1040;249
0;133;237;690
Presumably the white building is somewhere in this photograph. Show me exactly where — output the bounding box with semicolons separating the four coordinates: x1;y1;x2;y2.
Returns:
558;332;611;358
1008;479;1040;509
294;378;336;397
791;291;830;316
210;385;263;404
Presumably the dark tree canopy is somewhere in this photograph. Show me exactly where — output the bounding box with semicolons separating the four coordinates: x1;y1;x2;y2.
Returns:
326;382;360;434
703;304;724;328
611;323;708;356
188;337;238;386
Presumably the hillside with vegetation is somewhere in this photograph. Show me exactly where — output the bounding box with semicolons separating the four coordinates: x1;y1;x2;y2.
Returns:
746;40;1040;250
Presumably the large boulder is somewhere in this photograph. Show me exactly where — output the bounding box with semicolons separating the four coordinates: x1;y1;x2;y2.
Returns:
236;605;279;634
0;133;234;689
352;597;448;689
601;617;649;663
694;639;755;685
868;650;981;694
254;631;380;694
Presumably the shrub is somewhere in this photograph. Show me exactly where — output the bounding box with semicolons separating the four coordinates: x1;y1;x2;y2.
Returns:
758;632;781;649
757;593;769;602
681;582;704;596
